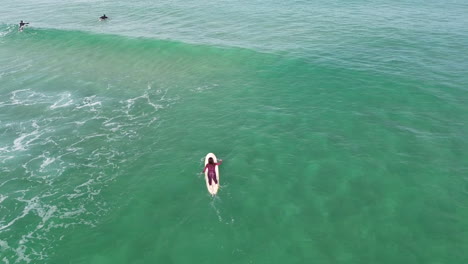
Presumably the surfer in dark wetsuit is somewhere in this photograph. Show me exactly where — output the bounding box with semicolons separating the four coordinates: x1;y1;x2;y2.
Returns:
202;157;223;186
99;14;108;20
19;20;29;30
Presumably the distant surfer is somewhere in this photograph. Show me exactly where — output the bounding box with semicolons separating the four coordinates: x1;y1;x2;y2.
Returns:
19;20;29;31
99;14;108;20
202;158;223;186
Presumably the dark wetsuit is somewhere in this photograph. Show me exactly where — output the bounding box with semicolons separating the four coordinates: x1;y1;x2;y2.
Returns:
19;22;29;28
203;161;222;185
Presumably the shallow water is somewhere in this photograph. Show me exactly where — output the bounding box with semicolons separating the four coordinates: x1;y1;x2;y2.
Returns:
1;0;468;263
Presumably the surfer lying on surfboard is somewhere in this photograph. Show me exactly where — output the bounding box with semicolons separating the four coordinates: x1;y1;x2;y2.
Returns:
202;158;222;186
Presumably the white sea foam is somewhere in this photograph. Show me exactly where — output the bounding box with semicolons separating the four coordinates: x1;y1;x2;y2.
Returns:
0;25;14;38
39;157;55;171
60;206;86;219
22;153;60;180
74;95;102;111
0;240;9;250
0;192;64;262
12;123;42;151
191;83;219;93
0;195;7;204
0;146;10;153
0;155;14;164
49;92;73;110
10;89;50;107
0;71;177;264
66;179;95;201
0;199;36;232
13;245;31;263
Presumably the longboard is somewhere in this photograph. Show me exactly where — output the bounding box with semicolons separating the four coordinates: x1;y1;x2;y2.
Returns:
204;153;219;196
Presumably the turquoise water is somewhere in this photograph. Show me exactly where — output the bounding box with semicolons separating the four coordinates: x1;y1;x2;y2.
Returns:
1;0;468;263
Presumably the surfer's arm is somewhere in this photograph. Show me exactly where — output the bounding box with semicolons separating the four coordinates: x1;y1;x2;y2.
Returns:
202;164;208;173
215;160;223;166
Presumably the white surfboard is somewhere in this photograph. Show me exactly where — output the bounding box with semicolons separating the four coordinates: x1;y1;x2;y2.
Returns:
204;153;220;196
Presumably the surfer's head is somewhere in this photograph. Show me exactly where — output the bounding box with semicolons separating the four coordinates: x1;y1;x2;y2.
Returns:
208;157;214;164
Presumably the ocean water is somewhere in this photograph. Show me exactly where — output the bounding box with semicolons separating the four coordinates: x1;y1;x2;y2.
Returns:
1;0;468;263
